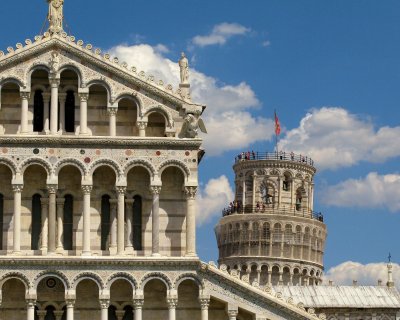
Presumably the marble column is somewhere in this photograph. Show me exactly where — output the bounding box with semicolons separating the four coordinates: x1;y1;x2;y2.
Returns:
54;311;64;320
108;106;118;137
278;272;283;286
49;77;60;135
100;299;109;320
228;309;238;320
116;186;126;255
56;198;65;252
167;298;178;320
116;310;125;320
184;186;197;257
150;186;161;256
136;121;147;137
40;198;49;253
267;271;272;286
37;310;46;320
289;272;294;286
20;91;30;134
199;298;210;320
43;93;50;134
78;89;89;135
81;185;92;256
59;93;67;133
125;199;134;251
133;299;144;320
26;299;36;320
12;184;23;253
109;199;117;253
66;300;75;320
47;185;57;253
257;269;262;284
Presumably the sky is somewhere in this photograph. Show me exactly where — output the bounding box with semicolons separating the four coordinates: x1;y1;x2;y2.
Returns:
1;0;399;287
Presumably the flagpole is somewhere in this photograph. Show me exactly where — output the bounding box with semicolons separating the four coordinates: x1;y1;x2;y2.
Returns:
274;109;279;154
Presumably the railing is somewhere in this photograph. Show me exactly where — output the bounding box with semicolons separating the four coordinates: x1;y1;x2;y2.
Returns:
222;205;324;222
234;151;315;167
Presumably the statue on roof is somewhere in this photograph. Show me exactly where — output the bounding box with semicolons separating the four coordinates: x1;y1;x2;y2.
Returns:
179;52;189;84
47;0;64;34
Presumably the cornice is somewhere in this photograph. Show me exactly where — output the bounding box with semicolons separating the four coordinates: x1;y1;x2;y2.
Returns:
233;160;317;176
0;135;202;149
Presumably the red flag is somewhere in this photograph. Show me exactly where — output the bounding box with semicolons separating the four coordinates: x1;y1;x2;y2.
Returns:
274;112;281;136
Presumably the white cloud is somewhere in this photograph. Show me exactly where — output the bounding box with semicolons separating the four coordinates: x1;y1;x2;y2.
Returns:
321;172;400;212
262;40;271;47
324;261;400;290
109;44;273;156
279;107;400;170
192;23;250;47
196;175;234;225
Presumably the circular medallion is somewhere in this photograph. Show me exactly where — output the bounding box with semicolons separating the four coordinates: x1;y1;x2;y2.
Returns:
185;151;190;156
125;150;132;156
2;148;8;154
80;149;85;155
46;278;56;288
156;151;161;156
33;148;39;155
48;149;54;155
95;150;101;155
84;157;91;164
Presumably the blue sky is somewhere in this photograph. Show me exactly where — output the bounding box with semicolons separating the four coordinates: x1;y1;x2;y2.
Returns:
1;1;399;284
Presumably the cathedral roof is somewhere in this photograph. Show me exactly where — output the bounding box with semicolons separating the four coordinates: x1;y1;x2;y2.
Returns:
275;285;400;309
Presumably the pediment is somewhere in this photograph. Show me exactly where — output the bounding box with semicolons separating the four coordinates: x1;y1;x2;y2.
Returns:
0;34;204;121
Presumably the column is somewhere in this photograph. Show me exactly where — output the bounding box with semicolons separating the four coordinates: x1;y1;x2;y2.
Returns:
133;299;144;320
116;310;125;320
278;177;282;208
199;298;210;320
241;180;246;206
136;121;147;137
289;272;294;285
49;77;60;135
109;199;117;252
278;271;283;286
54;311;64;320
56;198;65;252
228;309;238;320
185;186;197;257
257;268;261;284
12;184;23;253
108;106;117;137
40;198;49;253
100;299;109;320
125;199;134;251
59;93;67;133
42;93;50;133
81;185;92;256
150;186;161;256
252;174;256;208
78;89;89;135
66;299;75;320
167;298;178;320
20;91;30;134
47;185;57;253
116;186;126;255
37;310;46;320
26;299;36;320
267;270;272;285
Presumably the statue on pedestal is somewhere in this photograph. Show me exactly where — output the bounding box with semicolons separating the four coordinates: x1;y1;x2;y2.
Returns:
47;0;64;33
179;52;189;84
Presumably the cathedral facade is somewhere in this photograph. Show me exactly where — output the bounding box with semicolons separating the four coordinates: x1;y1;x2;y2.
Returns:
0;1;398;320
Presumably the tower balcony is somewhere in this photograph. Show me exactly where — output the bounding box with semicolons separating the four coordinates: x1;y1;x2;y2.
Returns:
235;151;315;167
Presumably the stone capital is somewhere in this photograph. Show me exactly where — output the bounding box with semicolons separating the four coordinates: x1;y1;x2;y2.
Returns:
26;299;36;308
49;77;60;87
99;299;110;309
47;184;58;194
115;186;126;195
65;299;75;307
20;91;31;99
11;184;23;193
81;185;93;194
78;91;89;102
199;297;210;310
107;106;118;116
150;185;162;195
56;198;65;205
166;297;178;308
184;186;197;199
136;121;148;130
133;298;144;309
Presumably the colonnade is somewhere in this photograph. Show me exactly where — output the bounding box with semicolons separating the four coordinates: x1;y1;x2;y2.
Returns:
24;296;213;320
10;183;197;257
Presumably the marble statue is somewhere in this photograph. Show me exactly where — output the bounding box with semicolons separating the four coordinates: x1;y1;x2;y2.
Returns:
179;114;207;138
179;52;189;84
48;0;64;33
49;51;60;73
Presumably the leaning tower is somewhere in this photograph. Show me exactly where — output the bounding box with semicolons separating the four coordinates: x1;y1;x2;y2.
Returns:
215;151;327;287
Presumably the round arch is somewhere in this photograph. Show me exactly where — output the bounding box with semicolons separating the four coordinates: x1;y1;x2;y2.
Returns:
0;77;24;88
58;64;83;86
123;159;156;178
71;272;104;290
0;272;30;290
174;273;204;291
54;158;87;176
26;64;50;87
19;157;52;177
87;79;112;103
139;272;172;291
88;158;122;178
0;158;17;177
115;93;142;116
33;270;70;290
158;159;190;181
144;105;173;128
106;272;138;291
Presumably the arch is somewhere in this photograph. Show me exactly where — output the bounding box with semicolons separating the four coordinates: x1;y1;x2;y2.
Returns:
158;159;190;180
88;158;122;177
144;105;174;128
0;157;17;176
71;272;104;290
139;272;172;290
123;159;156;177
31;84;48;93
0;77;24;88
26;64;50;87
58;64;83;86
61;85;79;94
20;157;52;177
0;271;30;290
87;79;112;102
174;273;204;290
106;272;138;291
54;158;87;176
115;93;143;115
33;270;70;290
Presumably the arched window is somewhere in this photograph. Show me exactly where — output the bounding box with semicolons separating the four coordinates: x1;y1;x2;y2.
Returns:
261;184;273;204
0;194;3;250
63;195;73;250
101;195;111;251
108;305;117;320
283;173;291;191
65;90;75;133
123;305;134;320
33;90;44;132
296;189;303;211
45;305;56;320
31;194;42;250
133;195;142;250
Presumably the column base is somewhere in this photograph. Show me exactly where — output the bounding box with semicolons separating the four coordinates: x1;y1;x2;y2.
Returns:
81;251;92;257
11;250;22;256
151;253;161;257
109;246;117;255
41;248;48;255
56;247;64;254
125;246;134;255
185;252;198;258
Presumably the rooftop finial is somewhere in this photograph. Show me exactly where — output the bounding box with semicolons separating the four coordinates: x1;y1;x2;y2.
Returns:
387;253;395;288
47;0;64;34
